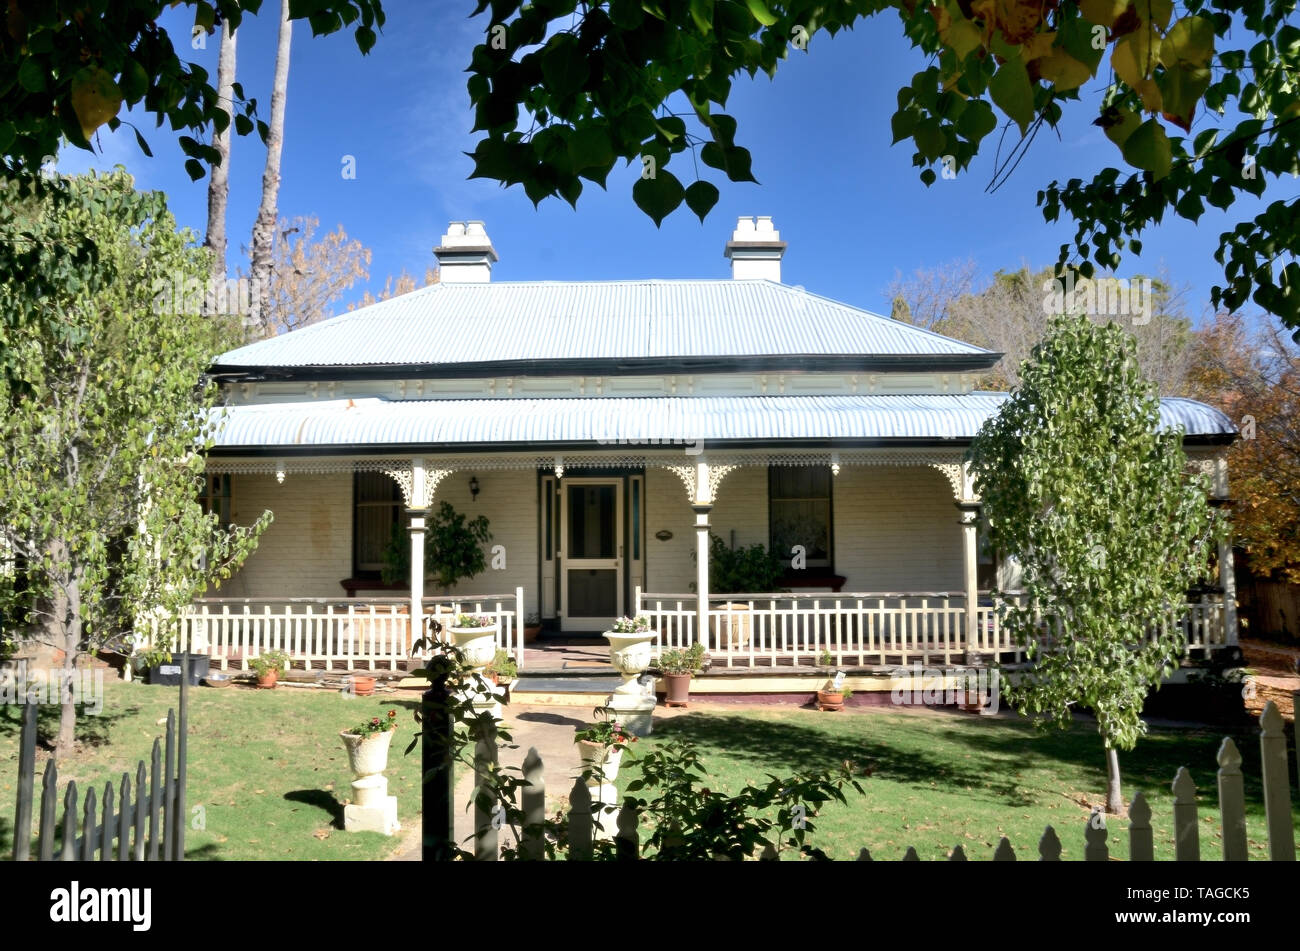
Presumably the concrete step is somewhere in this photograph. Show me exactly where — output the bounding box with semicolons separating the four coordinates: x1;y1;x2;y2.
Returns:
508;675;621;707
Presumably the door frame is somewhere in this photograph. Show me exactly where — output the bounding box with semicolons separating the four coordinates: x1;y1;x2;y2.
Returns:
559;477;624;632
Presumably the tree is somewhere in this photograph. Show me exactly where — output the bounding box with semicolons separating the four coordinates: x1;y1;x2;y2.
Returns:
347;265;439;310
204;17;239;297
888;261;1196;392
261;215;371;335
248;0;294;336
456;0;1300;329
0;171;270;758
0;1;382;177
968;312;1221;813
1187;311;1300;583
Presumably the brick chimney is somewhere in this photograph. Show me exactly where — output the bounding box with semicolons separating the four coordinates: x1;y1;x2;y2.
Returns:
724;215;786;282
434;220;498;283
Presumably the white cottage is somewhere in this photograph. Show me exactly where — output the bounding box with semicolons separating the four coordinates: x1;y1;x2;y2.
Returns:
175;217;1238;681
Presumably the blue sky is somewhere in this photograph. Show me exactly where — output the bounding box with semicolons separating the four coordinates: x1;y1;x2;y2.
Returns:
60;0;1287;322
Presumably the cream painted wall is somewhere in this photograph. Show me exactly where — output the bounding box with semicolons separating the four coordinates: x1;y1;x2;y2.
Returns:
224;464;962;606
224;472;353;599
833;466;963;591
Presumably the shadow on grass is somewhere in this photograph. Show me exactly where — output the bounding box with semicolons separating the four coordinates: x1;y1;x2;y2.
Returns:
0;701;140;748
285;789;345;829
647;712;1039;807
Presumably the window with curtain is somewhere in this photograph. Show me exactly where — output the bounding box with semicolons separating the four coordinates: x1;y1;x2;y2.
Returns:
768;466;832;568
354;472;402;576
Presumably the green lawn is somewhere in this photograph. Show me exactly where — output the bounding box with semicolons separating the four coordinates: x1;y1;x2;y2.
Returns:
0;680;425;861
611;706;1300;861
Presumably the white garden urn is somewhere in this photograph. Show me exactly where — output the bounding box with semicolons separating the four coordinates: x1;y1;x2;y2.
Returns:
575;740;624;841
448;623;499;670
339;728;400;836
603;631;656;737
340;728;394;779
604;632;655;696
576;739;624;785
448;622;503;719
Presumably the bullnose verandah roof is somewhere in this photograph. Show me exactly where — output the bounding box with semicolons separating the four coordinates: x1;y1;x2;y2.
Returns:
209;393;1236;450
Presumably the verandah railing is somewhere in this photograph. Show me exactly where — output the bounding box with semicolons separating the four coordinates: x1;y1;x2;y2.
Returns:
143;587;527;672
635;589;1230;669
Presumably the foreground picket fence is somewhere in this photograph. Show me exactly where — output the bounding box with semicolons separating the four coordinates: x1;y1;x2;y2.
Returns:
448;701;1297;861
10;700;188;861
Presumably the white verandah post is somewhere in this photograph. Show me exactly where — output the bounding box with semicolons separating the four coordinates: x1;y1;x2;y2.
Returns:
1212;455;1238;647
408;457;429;648
694;459;713;652
956;462;981;664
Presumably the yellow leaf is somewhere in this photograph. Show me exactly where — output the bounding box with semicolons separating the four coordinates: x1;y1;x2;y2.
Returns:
1078;0;1127;28
1111;33;1164;112
1021;30;1056;62
946;17;985;59
69;67;122;141
1037;48;1094;92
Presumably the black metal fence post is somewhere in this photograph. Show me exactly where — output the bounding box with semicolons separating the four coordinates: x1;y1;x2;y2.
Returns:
422;667;455;861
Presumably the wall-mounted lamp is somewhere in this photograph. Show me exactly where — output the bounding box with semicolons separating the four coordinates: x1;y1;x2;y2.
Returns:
469;475;480;500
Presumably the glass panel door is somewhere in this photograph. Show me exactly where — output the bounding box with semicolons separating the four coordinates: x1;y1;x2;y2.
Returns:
560;479;622;631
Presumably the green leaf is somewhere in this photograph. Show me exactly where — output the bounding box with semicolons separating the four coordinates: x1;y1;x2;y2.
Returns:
683;179;720;221
989;59;1034;134
18;58;47;93
690;0;714;33
1160;16;1215;68
184;158;205;181
118;58;149;105
743;0;779;27
1122;118;1172;179
633;168;685;225
540;34;589;100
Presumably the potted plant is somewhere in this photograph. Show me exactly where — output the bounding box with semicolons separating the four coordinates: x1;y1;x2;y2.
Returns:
701;534;787;648
523;612;543;644
658;642;706;707
380;501;491;590
446;613;499;669
574;716;637;785
817;679;852;711
339;709;400;778
248;649;289;689
604;616;656;696
486;648;517;686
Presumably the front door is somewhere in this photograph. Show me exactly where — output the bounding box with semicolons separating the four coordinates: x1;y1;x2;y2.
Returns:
560;479;623;632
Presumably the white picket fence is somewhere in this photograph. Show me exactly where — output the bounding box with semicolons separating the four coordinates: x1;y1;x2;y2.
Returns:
636;590;1229;669
464;701;1296;861
143;588;526;672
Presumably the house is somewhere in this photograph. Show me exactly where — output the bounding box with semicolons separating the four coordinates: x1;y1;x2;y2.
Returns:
174;217;1238;679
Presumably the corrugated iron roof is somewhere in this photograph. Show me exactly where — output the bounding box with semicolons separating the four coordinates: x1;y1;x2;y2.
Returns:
213;280;992;369
209;393;1235;449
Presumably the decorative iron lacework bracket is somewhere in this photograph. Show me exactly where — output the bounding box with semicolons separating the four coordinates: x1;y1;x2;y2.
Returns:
381;464;453;509
665;463;738;505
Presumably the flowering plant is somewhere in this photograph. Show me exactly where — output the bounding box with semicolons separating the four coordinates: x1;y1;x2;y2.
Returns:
609;615;651;634
347;709;399;736
574;717;637;750
453;614;496;628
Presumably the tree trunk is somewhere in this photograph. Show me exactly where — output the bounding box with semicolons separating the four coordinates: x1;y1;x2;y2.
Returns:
248;0;292;337
51;559;82;761
204;17;238;313
1104;744;1123;815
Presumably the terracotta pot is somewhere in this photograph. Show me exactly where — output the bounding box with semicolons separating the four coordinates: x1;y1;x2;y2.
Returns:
256;670;278;689
524;624;542;644
817;689;844;711
350;675;376;697
663;671;692;707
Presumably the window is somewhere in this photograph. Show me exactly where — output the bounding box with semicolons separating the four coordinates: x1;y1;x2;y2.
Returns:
769;466;832;569
199;473;233;529
354;472;402;576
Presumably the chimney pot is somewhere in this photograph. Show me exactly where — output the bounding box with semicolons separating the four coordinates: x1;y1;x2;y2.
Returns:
435;220;498;283
724;215;787;282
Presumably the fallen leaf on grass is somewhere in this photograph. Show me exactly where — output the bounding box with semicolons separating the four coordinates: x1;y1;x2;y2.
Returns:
313;830;330;840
